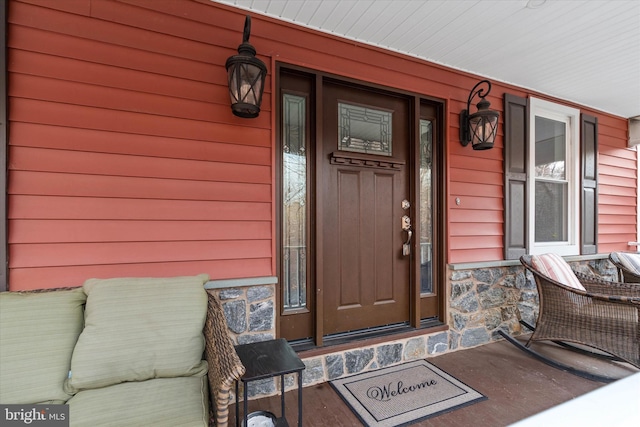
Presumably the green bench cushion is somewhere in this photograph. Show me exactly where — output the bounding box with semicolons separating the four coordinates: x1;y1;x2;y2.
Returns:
67;375;209;427
0;288;86;404
65;274;209;392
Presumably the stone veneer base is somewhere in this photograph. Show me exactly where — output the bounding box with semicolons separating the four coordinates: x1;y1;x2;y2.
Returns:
209;257;617;401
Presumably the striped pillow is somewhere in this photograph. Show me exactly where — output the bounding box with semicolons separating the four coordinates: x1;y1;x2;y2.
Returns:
615;252;640;275
530;253;586;291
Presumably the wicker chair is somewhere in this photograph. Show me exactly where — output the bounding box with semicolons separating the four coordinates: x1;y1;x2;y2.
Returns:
609;251;640;283
204;290;246;427
520;254;640;370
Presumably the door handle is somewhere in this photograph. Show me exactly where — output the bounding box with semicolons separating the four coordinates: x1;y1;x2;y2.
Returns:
402;215;412;256
402;215;411;231
403;230;412;256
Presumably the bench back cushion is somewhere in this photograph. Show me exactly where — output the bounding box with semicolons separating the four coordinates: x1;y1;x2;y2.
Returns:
0;288;86;404
65;274;209;392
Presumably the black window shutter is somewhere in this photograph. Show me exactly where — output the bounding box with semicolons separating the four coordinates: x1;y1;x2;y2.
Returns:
503;94;529;259
581;114;598;254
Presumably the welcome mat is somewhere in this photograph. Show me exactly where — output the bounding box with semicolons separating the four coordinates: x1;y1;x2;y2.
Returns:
330;359;486;427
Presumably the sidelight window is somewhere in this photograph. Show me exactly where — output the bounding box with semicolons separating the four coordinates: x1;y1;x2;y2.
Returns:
282;93;308;309
419;119;433;294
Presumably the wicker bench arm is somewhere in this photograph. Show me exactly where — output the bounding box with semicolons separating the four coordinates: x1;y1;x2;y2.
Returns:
204;290;246;427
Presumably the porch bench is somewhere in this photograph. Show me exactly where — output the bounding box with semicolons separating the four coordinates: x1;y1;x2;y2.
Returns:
0;275;245;427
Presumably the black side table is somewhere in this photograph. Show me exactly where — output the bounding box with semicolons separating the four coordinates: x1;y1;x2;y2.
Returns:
235;338;306;427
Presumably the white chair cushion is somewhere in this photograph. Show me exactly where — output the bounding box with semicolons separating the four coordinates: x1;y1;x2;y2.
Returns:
615;252;640;275
530;253;586;291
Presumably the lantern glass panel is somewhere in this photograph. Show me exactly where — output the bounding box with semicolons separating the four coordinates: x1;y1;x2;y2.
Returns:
469;113;498;149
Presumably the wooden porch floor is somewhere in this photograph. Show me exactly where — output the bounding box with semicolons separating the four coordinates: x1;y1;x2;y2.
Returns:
229;338;638;427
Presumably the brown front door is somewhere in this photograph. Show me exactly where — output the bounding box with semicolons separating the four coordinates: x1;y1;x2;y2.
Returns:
321;80;411;335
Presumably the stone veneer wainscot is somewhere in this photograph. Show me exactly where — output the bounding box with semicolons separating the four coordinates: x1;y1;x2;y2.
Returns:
206;256;616;399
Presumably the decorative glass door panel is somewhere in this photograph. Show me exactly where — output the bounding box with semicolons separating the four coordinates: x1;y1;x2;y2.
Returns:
419;119;433;295
338;103;393;156
282;93;308;310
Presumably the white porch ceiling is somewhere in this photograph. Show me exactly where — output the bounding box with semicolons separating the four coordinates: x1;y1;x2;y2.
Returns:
213;0;640;119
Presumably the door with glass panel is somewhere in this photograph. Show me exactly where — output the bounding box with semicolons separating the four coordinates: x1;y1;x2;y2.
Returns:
278;67;442;343
320;79;411;335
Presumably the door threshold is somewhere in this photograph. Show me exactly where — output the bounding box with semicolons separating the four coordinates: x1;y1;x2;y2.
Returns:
291;318;446;357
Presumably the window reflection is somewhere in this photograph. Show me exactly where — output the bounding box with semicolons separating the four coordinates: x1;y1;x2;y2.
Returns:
534;116;568;243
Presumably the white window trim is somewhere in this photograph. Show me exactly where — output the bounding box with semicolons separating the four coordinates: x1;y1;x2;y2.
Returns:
528;97;580;256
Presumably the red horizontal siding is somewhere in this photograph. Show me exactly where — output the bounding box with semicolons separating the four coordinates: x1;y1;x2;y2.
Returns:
598;183;636;198
599;152;636;170
6;0;636;289
448;210;504;224
450;168;503;186
10;258;273;291
8;1;281;290
598;234;637;245
450;223;503;237
10;146;271;184
11;123;272;165
450;236;502;251
598;126;637;249
10;171;271;202
11;240;271;268
449;155;504;173
599;205;635;217
597;213;636;225
9;196;271;221
11;50;228;105
598;171;637;189
9;220;271;243
11;73;255;127
449;182;503;198
449;249;504;264
22;0;91;14
599;224;636;235
10;26;225;87
11;98;270;146
599;194;637;208
448;196;502;211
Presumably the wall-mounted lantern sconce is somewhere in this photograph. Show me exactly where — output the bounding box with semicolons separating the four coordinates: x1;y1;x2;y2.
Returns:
459;79;500;150
225;15;267;118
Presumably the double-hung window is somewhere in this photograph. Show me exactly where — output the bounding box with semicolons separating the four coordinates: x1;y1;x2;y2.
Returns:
504;94;598;259
529;98;580;255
